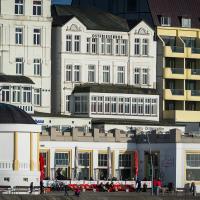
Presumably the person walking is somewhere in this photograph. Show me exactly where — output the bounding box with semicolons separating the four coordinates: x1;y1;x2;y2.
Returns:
40;180;44;194
29;182;33;194
136;178;141;192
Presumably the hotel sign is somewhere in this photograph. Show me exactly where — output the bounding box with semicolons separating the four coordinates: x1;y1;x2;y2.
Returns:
92;34;123;39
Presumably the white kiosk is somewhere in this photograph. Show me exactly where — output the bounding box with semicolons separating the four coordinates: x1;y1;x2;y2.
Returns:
0;103;41;187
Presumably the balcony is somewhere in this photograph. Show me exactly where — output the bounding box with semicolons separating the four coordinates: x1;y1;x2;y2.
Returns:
164;110;200;122
186;68;200;80
164;46;185;58
164;67;186;79
186;90;200;101
186;47;200;59
164;89;186;101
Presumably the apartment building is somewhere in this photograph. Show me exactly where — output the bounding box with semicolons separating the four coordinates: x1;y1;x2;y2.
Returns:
0;0;52;113
51;5;158;121
148;0;200;123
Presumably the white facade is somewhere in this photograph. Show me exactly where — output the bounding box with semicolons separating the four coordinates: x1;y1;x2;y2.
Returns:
52;17;157;117
0;0;52;113
0;124;41;187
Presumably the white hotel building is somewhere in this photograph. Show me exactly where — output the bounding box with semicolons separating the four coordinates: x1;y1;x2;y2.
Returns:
0;0;52;114
51;5;158;121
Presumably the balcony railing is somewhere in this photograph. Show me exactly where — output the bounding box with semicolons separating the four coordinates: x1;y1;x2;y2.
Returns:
171;46;184;53
191;69;200;75
171;89;184;95
192;48;200;54
191;90;200;96
171;68;184;74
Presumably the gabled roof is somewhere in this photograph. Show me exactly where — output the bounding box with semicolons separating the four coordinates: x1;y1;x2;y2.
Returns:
73;84;158;95
0;74;34;84
51;5;130;32
148;0;200;28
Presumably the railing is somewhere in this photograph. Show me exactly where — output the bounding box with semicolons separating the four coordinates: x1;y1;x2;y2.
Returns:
192;48;200;54
191;90;200;96
191;69;200;75
171;68;184;74
171;46;184;53
171;89;184;95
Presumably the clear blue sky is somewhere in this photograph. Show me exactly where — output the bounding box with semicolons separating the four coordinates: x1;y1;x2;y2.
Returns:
52;0;72;4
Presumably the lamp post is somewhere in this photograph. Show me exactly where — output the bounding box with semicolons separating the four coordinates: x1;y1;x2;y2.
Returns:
145;131;154;196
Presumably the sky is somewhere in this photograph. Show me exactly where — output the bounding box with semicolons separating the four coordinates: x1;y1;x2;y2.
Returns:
52;0;72;4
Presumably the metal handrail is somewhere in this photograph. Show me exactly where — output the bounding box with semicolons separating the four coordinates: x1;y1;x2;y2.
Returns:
171;68;184;74
170;89;184;95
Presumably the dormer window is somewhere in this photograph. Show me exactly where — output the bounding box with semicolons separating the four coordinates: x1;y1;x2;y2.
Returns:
161;16;171;26
181;17;191;28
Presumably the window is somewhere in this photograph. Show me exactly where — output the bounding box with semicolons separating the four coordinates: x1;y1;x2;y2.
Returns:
134;68;140;85
74;35;80;52
142;68;148;85
74;96;81;113
142;39;148;56
91;96;97;113
88;65;95;82
55;153;69;166
186;154;200;181
111;97;117;113
106;38;112;54
132;98;137;114
182;18;191;28
33;0;42;16
118;97;124;114
16;58;23;75
105;97;110;113
121;39;127;55
74;65;80;82
12;86;21;103
125;98;130;114
117;66;125;84
74;96;88;113
101;38;105;54
97;97;103;113
145;99;151;115
66;35;72;52
66;95;70;112
33;28;41;45
34;88;41;106
78;153;89;166
66;65;72;81
151;99;157;115
98;154;108;167
1;86;10;102
115;39;120;55
34;59;41;76
138;98;144;115
161;16;171;26
134;38;140;55
86;38;90;53
15;0;24;15
23;87;31;103
119;154;131;167
103;66;110;83
91;38;97;54
15;27;23;45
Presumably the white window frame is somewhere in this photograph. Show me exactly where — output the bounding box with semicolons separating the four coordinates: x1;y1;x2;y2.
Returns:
91;38;97;54
1;86;10;102
33;58;42;76
134;38;140;55
142;68;148;85
117;66;125;84
33;0;42;16
33;28;41;45
103;66;110;83
182;18;191;28
142;39;148;56
65;65;72;81
12;86;21;103
161;16;171;26
15;27;23;45
15;0;24;15
16;57;23;75
74;35;80;53
66;35;72;52
23;87;31;103
88;65;95;83
65;95;70;112
74;65;80;82
134;68;140;85
34;88;41;106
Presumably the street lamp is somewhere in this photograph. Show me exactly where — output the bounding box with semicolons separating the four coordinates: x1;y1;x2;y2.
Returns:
143;130;154;196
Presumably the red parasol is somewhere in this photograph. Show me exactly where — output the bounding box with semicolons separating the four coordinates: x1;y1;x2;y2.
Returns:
39;154;45;180
133;151;139;177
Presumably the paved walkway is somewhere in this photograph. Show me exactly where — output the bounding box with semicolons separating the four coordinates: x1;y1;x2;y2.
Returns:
0;191;199;200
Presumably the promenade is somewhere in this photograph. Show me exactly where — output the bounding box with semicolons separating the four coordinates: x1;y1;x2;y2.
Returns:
0;191;199;200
